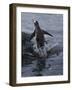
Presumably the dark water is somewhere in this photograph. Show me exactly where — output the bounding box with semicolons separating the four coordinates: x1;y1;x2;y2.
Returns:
21;12;63;77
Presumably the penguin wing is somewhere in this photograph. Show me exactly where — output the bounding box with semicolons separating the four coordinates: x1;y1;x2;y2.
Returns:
42;30;53;37
30;30;35;40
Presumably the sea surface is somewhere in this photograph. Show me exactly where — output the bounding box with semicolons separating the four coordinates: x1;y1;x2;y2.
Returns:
21;12;63;77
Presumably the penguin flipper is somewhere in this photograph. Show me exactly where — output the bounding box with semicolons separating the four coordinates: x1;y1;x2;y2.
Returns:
30;30;35;40
42;30;53;37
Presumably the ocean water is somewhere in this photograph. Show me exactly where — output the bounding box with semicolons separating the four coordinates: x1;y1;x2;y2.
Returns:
21;12;63;77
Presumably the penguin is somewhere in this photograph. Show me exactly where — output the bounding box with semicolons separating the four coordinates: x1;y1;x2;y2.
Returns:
30;20;53;73
30;20;53;49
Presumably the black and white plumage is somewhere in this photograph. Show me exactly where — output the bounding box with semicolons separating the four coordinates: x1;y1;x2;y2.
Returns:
30;20;53;57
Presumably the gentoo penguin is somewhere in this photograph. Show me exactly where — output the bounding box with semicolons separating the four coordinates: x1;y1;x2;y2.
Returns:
30;20;53;49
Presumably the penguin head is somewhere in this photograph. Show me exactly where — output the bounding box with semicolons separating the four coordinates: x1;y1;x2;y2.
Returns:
32;19;39;25
33;20;40;29
34;21;39;26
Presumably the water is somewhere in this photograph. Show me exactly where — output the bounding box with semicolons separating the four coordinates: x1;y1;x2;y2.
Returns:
21;12;63;77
